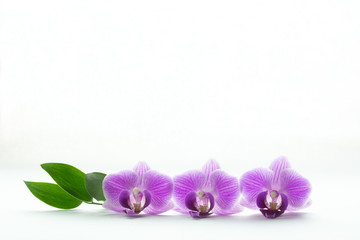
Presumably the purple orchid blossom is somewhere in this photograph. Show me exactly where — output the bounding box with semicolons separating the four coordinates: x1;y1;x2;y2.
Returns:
240;156;312;219
102;162;173;215
173;160;242;218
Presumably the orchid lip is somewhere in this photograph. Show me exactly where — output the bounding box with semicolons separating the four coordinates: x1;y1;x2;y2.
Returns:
119;189;152;214
185;191;215;218
266;190;282;210
189;211;213;218
256;191;288;219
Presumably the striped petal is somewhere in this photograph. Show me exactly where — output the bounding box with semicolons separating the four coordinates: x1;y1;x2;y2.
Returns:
212;202;243;215
133;162;151;187
143;170;173;210
173;170;206;211
269;156;291;186
202;159;221;188
240;168;274;206
210;170;240;211
279;169;311;210
103;170;139;211
143;201;174;215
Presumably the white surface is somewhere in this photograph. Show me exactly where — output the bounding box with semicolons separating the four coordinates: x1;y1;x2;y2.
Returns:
1;0;360;239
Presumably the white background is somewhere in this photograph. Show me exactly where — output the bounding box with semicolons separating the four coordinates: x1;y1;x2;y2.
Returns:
1;0;360;239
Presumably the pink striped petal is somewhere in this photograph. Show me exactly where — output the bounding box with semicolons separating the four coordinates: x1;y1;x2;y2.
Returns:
212;202;243;215
133;162;151;187
103;201;126;213
173;170;206;211
103;170;139;210
240;168;274;205
143;201;174;215
210;170;240;210
202;159;221;188
173;205;189;214
240;197;257;210
269;156;291;186
290;199;312;211
279;169;311;210
143;170;173;209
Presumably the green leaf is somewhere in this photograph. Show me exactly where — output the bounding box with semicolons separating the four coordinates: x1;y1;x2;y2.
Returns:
24;181;82;209
85;172;107;201
41;163;92;202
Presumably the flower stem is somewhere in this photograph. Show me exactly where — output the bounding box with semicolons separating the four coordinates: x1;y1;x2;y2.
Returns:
87;202;103;205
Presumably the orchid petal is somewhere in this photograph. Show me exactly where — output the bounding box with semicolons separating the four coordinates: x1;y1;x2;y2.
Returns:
240;197;257;210
133;162;151;186
279;169;311;210
269;156;291;186
103;201;126;213
173;170;206;211
173;205;189;214
287;199;311;211
143;170;173;209
210;170;240;210
103;170;138;210
202;159;221;188
212;203;243;215
240;168;273;206
299;199;312;210
143;201;174;215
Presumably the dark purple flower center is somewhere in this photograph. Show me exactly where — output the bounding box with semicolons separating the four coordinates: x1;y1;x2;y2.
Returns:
119;188;151;214
256;190;288;219
185;191;215;218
